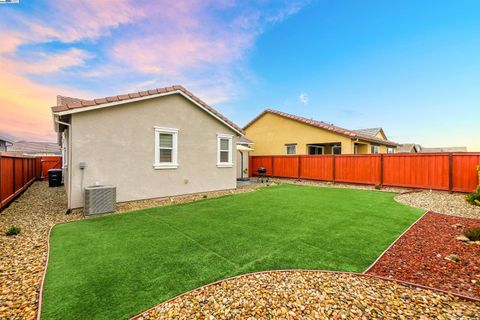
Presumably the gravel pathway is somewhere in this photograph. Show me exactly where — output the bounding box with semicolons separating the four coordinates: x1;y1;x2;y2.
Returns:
396;191;480;219
0;182;81;320
134;271;480;320
368;212;480;300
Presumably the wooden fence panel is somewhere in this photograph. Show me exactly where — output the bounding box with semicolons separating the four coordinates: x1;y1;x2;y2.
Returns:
250;156;274;176
299;155;334;181
0;157;14;205
0;154;53;211
335;155;381;185
272;156;299;178
452;153;480;192
383;154;449;190
40;156;62;179
250;153;480;192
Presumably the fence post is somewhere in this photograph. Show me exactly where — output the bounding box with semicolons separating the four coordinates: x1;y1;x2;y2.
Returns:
271;156;274;177
448;153;453;193
297;156;301;179
380;154;384;187
332;155;336;184
12;156;16;195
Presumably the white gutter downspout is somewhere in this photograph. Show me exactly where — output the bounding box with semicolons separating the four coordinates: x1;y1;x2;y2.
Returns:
54;117;73;212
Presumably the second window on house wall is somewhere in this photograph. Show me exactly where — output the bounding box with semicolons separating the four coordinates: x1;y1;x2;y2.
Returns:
217;134;233;167
371;144;379;154
286;144;297;155
154;127;178;169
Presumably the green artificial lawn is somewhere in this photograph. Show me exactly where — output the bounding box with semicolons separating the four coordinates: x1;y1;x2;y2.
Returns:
41;184;422;320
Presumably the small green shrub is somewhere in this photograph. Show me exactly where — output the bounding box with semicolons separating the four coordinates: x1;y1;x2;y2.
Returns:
465;227;480;241
466;192;480;206
5;226;21;236
374;184;381;190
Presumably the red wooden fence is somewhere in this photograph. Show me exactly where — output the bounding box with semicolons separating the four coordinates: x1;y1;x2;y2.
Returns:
250;153;480;193
0;154;62;211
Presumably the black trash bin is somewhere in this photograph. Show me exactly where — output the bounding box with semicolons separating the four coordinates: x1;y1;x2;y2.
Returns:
48;169;63;187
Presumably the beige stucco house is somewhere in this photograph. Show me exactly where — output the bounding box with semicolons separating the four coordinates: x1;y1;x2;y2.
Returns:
52;85;243;210
244;109;397;155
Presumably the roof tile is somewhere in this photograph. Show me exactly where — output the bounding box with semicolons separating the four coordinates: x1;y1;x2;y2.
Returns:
51;85;244;134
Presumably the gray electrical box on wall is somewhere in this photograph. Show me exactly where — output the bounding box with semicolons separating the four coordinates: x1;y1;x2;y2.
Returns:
84;185;116;215
79;161;86;169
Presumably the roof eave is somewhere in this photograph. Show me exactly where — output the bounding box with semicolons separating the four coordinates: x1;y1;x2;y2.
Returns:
52;90;244;136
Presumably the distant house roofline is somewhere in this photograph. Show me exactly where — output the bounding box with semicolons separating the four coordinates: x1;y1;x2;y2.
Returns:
244;109;398;146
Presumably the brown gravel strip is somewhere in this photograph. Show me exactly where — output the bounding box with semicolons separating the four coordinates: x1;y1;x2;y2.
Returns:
73;183;261;215
367;212;480;300
134;270;480;320
396;191;480;219
0;182;81;319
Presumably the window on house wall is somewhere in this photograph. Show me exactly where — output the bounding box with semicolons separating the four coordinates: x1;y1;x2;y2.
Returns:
286;144;297;155
217;134;233;167
354;144;359;154
308;145;323;155
154;127;178;169
371;144;379;154
387;147;395;154
332;145;342;155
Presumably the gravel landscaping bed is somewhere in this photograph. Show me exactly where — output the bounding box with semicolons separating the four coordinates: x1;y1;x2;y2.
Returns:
73;183;260;215
134;270;480;320
270;178;408;193
0;182;81;320
396;191;480;219
367;212;480;300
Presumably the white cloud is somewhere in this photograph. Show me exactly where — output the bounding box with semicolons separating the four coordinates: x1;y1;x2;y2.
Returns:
299;92;309;105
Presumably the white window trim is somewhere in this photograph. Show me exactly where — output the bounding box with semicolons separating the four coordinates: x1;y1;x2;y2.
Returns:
154;127;179;169
307;145;324;155
371;144;380;154
217;133;233;167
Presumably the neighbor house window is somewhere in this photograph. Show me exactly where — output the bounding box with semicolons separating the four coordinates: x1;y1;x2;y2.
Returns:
332;145;342;155
286;144;297;155
154;127;178;169
217;134;233;167
387;147;395;154
371;144;379;154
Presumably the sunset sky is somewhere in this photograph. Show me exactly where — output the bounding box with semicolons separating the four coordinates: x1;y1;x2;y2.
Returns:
1;0;479;150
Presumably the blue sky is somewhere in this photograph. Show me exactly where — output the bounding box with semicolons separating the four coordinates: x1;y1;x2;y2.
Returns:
1;0;479;150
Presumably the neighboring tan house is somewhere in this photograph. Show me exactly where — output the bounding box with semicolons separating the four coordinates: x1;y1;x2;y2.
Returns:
244;109;397;155
397;144;467;153
0;135;13;152
8;141;61;156
52;85;243;210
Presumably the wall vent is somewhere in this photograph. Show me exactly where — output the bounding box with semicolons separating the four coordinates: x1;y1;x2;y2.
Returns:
84;185;116;215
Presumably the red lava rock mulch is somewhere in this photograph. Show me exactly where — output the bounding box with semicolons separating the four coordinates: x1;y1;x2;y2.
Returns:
367;211;480;299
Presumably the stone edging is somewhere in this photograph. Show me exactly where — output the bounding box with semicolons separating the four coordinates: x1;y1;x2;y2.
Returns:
128;268;480;320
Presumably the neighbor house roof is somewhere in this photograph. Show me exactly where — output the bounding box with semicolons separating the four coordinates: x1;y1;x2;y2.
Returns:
0;135;14;144
419;146;467;153
397;144;418;153
237;136;253;145
9;141;61;155
244;109;398;146
355;127;384;137
52;85;243;135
